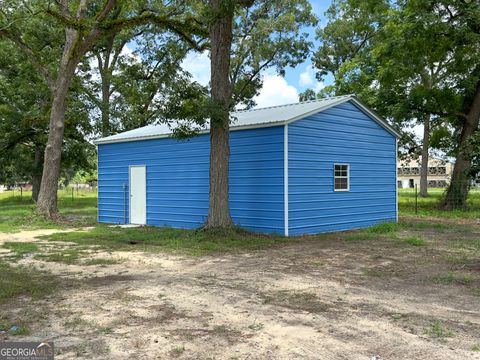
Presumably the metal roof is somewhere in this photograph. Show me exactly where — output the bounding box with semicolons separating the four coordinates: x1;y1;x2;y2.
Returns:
94;94;400;144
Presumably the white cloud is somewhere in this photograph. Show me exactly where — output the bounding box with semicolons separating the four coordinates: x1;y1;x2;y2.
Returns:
299;65;325;92
253;74;299;108
181;51;210;86
299;66;314;87
180;53;300;108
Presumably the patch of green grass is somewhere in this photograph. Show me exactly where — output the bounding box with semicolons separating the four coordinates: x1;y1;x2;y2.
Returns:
365;222;399;234
399;188;480;219
424;320;454;338
82;258;120;266
35;248;85;264
344;232;378;242
39;225;293;256
363;268;391;278
344;222;400;242
0;190;97;233
0;260;59;303
399;236;426;246
262;290;329;313
248;321;264;331
64;316;95;330
0;324;30;335
169;345;185;358
98;326;113;335
471;344;480;352
431;272;474;285
2;242;39;258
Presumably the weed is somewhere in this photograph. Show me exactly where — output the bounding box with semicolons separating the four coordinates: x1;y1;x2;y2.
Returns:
364;268;390;278
169;345;185;357
98;327;113;334
431;272;474;285
248;320;264;331
400;236;426;246
424;320;453;338
366;222;399;234
82;258;120;266
471;344;480;352
263;290;329;313
64;316;95;330
212;325;229;334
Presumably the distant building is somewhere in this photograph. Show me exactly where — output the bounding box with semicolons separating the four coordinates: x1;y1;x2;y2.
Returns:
397;157;453;189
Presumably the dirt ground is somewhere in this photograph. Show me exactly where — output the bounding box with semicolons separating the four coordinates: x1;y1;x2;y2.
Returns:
1;223;480;360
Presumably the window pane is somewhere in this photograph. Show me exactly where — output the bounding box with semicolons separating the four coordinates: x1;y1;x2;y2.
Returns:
334;178;348;190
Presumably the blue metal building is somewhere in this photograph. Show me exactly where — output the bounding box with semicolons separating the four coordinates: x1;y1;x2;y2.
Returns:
95;95;400;236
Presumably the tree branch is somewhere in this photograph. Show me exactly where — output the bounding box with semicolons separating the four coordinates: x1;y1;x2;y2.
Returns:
102;13;208;51
0;29;55;91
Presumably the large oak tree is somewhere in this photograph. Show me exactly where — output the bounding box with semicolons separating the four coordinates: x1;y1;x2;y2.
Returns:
0;0;205;218
202;0;316;228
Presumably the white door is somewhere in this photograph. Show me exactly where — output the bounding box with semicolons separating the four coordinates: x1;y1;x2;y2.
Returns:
130;166;146;225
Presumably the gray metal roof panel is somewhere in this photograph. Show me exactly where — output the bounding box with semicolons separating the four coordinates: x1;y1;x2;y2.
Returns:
94;95;399;144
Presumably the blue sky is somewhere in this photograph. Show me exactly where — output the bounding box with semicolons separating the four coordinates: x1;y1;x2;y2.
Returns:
283;0;333;93
181;0;334;108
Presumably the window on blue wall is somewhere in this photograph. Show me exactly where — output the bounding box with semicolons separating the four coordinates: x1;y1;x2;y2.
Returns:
334;164;349;191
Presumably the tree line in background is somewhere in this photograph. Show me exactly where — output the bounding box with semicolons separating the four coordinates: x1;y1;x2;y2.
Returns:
0;0;478;227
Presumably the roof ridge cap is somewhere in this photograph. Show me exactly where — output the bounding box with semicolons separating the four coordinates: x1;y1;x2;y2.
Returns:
233;94;354;114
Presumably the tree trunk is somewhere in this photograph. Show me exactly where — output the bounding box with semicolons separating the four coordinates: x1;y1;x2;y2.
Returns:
205;0;234;229
36;78;71;217
101;74;111;136
32;144;43;202
36;26;84;218
419;114;430;197
441;82;480;210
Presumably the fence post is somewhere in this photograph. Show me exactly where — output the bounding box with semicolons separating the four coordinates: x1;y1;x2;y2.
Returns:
415;183;418;215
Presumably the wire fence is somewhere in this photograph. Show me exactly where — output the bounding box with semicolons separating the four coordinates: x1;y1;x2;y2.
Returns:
0;183;97;202
399;180;480;216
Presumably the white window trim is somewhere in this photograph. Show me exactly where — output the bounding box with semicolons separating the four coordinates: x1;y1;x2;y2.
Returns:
334;163;350;192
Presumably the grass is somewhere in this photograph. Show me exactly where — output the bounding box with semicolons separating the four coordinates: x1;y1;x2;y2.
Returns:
2;242;39;258
39;225;292;256
262;290;329;313
424;320;454;338
0;260;60;303
169;345;185;357
34;247;86;264
0;189;97;232
431;272;474;285
399;236;426;246
399;188;480;219
345;222;427;246
82;258;121;266
0;324;30;335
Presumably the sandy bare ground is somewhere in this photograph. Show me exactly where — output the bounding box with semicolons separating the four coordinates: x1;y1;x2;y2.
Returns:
1;227;480;359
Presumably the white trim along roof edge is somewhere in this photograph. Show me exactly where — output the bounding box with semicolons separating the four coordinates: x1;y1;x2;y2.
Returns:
94;94;401;145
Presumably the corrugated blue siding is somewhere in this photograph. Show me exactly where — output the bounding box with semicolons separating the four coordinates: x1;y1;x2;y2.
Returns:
97;126;284;234
288;101;397;235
